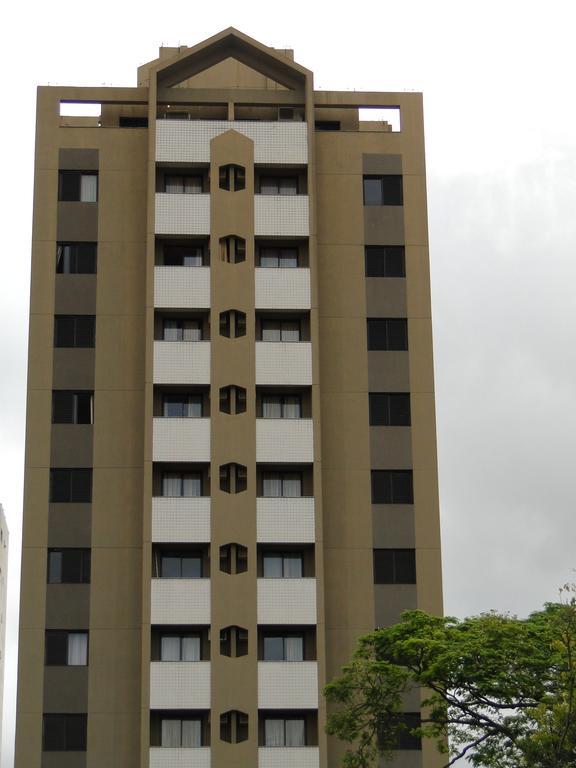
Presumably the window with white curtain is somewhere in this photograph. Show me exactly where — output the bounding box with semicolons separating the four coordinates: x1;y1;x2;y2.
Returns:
162;472;202;497
264;718;305;746
165;175;203;194
259;177;298;195
263;635;304;661
163;319;202;342
80;173;98;202
161;718;202;747
262;472;302;498
263;552;303;578
158;552;202;578
163;394;203;418
261;319;301;342
45;630;88;666
160;635;201;661
259;247;299;267
67;633;88;665
262;395;301;419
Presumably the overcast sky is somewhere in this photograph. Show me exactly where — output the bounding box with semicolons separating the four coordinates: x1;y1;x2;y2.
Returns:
1;0;576;765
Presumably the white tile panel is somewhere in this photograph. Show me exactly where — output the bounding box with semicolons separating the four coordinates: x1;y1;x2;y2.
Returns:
258;747;320;768
257;579;317;624
153;342;210;385
153;418;211;462
255;268;310;310
256;498;315;543
255;343;312;386
149;748;211;768
255;196;309;237
258;662;318;709
150;662;211;709
155;193;210;235
256;419;313;463
156;120;308;165
151;580;211;624
154;267;210;309
152;498;211;543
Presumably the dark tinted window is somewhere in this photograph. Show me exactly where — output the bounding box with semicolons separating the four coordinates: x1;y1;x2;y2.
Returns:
363;175;403;205
369;393;411;426
43;713;87;751
54;316;95;348
50;469;92;502
52;391;93;424
365;246;405;277
56;243;97;274
315;121;341;131
367;319;408;351
373;549;416;584
45;630;88;666
378;713;422;750
158;552;202;578
48;549;91;583
371;470;413;504
58;171;98;202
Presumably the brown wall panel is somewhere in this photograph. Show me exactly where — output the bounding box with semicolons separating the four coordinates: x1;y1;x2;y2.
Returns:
43;667;88;711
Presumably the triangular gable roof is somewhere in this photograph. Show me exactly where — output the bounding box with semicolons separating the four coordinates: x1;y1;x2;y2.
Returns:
154;27;310;90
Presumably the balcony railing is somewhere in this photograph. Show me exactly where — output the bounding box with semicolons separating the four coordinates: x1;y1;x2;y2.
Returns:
150;661;211;709
255;268;310;310
153;418;210;463
256;418;313;463
152;497;211;543
254;196;309;237
150;748;211;768
257;578;317;624
255;342;312;386
154;266;210;309
151;579;210;624
153;341;210;385
258;747;320;768
258;661;318;709
256;497;315;543
155;193;210;235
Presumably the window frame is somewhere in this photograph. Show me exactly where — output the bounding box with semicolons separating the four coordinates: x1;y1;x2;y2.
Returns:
367;318;408;351
56;242;97;274
371;469;414;504
261;471;303;498
161;471;203;498
364;245;405;277
47;548;91;584
363;174;403;206
373;548;417;584
164;174;203;194
54;315;96;348
368;393;411;426
261;319;301;343
259;176;299;195
261;394;302;419
49;469;93;503
58;170;98;203
45;630;89;666
43;713;88;751
52;390;94;425
262;633;305;661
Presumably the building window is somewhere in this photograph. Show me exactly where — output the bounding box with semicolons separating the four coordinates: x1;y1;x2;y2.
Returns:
164;175;203;194
263;634;304;661
220;710;249;743
50;469;92;503
365;246;405;277
219;164;246;191
371;470;413;504
261;319;301;342
219;236;246;264
259;176;298;195
369;393;411;426
263;552;303;578
45;631;88;666
220;625;249;657
47;549;91;584
43;713;87;751
264;717;305;747
262;472;302;498
219;385;247;415
219;463;247;494
162;472;202;497
162;319;202;342
262;395;301;419
367;319;408;351
163;244;204;266
219;310;246;338
258;247;298;268
160;634;201;661
219;543;248;574
54;316;95;348
378;713;422;750
155;551;202;578
58;171;98;202
52;391;94;424
161;718;202;747
162;394;202;418
373;549;416;584
56;243;97;274
363;175;403;206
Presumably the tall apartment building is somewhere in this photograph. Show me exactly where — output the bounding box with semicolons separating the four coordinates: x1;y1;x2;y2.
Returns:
16;28;443;768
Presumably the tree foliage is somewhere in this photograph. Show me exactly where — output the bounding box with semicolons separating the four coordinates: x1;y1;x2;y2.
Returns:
325;586;576;768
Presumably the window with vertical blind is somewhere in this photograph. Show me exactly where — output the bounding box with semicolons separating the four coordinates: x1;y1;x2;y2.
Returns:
161;472;202;497
264;717;305;746
160;634;201;661
262;394;301;419
162;319;202;341
160;718;202;747
262;472;302;498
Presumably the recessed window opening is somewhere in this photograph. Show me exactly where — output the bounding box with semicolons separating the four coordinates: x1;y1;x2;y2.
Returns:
359;107;401;132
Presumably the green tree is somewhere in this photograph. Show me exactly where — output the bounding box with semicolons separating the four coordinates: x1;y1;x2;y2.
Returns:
325;586;576;768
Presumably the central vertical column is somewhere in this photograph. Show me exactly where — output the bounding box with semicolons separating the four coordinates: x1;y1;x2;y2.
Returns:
209;130;258;767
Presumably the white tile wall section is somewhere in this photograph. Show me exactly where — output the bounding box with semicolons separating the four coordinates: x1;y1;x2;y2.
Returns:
150;662;211;709
258;662;318;709
256;419;313;463
255;343;312;386
255;268;311;310
257;579;317;624
152;498;211;543
254;196;309;237
149;748;211;768
154;267;210;309
258;747;320;768
256;498;315;543
153;418;211;463
153;342;210;385
156;120;308;165
151;580;211;624
155;193;210;235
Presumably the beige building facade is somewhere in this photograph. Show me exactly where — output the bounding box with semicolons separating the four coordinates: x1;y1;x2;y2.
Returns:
16;28;443;768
